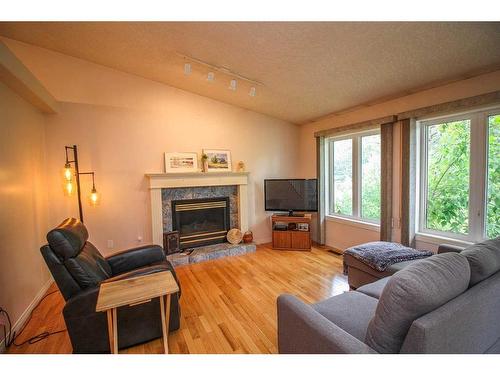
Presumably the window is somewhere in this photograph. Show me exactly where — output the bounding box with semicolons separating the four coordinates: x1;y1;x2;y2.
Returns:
424;119;471;235
418;108;500;241
332;139;353;216
361;134;381;221
487;114;500;238
327;130;381;223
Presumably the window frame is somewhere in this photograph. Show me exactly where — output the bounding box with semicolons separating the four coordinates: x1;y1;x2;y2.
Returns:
326;128;381;225
485;108;500;239
416;106;500;243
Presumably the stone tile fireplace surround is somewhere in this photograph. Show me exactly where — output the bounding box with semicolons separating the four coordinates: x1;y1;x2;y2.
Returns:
162;186;239;233
146;172;249;247
165;189;236;249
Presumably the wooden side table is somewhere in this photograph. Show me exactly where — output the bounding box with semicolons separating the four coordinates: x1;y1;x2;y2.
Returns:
271;214;312;251
96;271;179;354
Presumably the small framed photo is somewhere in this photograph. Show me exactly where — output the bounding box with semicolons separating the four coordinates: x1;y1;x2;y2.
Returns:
164;152;199;173
203;149;232;172
297;223;309;232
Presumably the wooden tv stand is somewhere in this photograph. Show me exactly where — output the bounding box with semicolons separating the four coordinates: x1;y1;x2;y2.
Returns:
271;214;312;251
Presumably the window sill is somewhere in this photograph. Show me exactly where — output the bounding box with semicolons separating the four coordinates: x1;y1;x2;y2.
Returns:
414;232;473;248
325;215;380;232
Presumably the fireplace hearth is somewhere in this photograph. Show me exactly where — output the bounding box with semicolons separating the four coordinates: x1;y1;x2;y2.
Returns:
172;197;230;249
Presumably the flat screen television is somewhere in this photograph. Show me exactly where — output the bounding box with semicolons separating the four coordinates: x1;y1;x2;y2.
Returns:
264;179;318;215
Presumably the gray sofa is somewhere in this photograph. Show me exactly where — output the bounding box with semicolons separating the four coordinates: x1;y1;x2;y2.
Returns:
277;237;500;354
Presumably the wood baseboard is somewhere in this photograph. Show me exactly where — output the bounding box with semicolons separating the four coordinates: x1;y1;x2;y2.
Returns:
0;277;53;353
264;240;343;255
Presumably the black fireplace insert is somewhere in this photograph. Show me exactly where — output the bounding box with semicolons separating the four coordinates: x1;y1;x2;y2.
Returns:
172;197;230;249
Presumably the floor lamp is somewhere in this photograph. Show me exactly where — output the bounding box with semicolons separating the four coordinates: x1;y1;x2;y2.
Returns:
63;145;99;222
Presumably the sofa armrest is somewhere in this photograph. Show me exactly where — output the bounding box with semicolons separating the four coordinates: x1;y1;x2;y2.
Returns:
106;245;165;275
437;244;465;254
277;294;377;354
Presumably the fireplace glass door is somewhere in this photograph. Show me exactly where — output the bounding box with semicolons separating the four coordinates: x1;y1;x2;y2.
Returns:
172;197;230;249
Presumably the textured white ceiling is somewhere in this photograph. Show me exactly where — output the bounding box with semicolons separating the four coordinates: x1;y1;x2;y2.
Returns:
0;22;499;124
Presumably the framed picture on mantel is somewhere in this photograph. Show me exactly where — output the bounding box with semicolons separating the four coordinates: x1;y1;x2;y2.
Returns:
204;149;232;172
164;152;199;173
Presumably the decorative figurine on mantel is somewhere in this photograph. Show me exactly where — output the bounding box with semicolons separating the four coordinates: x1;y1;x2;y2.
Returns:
201;153;208;172
236;161;245;172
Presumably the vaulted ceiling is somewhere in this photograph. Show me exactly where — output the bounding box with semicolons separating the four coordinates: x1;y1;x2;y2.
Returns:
1;22;499;124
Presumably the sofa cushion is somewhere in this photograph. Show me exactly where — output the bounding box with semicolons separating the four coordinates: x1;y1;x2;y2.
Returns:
313;291;378;341
357;277;391;299
486;337;500;354
460;237;500;286
365;253;470;353
386;260;420;274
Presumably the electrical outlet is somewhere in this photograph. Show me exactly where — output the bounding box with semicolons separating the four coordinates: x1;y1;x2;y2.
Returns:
107;240;114;249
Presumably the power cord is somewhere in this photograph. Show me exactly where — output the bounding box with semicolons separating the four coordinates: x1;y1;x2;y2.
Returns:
1;290;67;348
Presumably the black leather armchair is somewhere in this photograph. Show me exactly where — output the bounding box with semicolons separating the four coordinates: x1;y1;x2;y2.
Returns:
40;218;181;353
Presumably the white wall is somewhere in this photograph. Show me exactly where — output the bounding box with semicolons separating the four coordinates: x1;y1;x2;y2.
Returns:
0;81;51;346
3;38;299;253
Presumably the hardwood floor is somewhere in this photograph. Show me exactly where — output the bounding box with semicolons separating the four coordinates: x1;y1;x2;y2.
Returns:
7;244;347;354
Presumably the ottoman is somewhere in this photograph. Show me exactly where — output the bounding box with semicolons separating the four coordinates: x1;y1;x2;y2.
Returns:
344;254;417;289
343;241;434;289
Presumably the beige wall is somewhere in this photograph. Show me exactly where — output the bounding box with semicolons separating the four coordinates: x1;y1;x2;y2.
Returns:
0;81;51;345
298;70;500;251
325;218;379;250
3;38;299;252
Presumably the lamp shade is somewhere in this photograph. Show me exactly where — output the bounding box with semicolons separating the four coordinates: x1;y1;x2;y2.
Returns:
89;188;100;207
63;163;74;182
64;180;75;196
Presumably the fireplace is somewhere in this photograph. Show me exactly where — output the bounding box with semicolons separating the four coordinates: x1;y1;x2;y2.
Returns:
146;172;248;247
172;197;230;249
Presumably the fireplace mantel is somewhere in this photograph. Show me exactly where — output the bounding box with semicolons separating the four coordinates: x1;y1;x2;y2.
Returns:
146;172;249;246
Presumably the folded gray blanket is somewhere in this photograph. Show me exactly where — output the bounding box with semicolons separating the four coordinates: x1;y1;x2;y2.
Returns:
344;241;433;273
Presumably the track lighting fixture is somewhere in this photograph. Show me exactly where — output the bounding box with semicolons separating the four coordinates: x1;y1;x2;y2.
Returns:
179;54;263;97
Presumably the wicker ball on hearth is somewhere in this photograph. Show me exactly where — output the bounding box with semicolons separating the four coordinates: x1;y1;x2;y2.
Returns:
227;228;243;244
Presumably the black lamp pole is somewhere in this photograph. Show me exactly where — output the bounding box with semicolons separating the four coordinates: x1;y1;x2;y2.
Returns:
65;145;97;223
